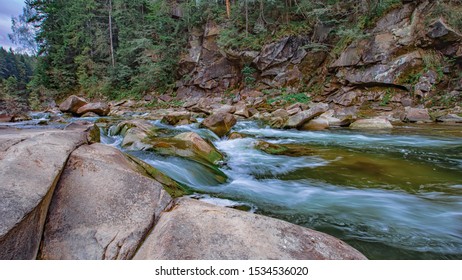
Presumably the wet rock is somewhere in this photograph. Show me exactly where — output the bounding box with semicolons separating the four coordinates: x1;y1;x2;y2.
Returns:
126;155;190;198
285;103;329;128
200;112;237;137
81;112;100;118
403;107;431;122
59;95;87;115
254;141;314;157
39;144;172;260
112;120;154;137
76;102;110;116
301;117;330;130
0;128;87;259
112;120;155;151
350;118;393;129
228;132;244;140
134;198;366;260
436;114;462;123
161;111;192;126
122;127;152;151
173;132;224;165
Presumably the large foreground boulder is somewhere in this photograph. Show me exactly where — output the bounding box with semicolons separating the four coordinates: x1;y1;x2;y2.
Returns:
200;112;237;137
0;128;87;259
39;144;172;260
134;198;367;260
58;95;87;115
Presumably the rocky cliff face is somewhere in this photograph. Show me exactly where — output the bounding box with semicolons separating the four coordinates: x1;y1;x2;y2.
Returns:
174;0;462;119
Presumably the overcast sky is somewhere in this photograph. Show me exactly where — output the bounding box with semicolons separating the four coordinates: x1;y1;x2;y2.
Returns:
0;0;25;50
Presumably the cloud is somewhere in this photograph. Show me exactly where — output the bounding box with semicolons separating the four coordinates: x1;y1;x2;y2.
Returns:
0;0;25;50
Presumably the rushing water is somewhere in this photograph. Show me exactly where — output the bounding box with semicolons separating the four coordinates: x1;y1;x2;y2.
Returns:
101;120;462;260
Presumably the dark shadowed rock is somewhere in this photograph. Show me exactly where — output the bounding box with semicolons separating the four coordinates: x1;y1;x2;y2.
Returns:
39;144;172;260
76;102;110;116
427;19;462;43
200;112;237;137
134;198;367;260
0;129;87;259
59;95;88;115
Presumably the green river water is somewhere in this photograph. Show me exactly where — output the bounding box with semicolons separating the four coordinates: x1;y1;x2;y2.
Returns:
100;119;462;259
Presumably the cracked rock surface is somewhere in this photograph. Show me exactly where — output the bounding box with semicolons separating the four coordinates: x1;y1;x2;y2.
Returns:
39;143;172;260
0;128;87;259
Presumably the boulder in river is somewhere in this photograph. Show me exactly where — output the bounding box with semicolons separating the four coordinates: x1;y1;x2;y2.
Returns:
134;198;367;260
173;132;224;165
161;111;192;126
39;144;172;260
0;128;87;259
350;118;393;129
76;102;110;116
301;117;330;130
285;103;329;128
58;95;88;115
200;112;237;137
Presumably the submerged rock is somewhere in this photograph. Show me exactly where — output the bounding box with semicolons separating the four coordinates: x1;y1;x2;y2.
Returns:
200;112;237;137
39;144;172;260
350;118;393;129
134;198;367;260
254;141;314;157
0;128;87;259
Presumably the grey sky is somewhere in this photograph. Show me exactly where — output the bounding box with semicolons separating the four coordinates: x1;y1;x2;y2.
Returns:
0;0;25;50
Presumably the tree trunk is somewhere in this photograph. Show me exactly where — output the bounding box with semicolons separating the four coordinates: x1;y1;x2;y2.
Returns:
226;0;231;18
108;0;115;68
245;0;249;36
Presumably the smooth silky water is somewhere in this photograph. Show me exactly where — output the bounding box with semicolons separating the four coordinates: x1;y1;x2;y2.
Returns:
102;120;462;260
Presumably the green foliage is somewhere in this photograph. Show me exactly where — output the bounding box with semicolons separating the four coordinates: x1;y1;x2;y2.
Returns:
268;90;310;105
379;89;396;106
241;64;256;87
